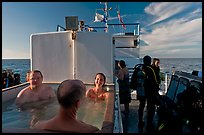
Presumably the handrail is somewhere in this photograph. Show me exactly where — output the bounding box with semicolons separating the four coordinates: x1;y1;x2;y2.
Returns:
56;25;66;31
107;23;139;26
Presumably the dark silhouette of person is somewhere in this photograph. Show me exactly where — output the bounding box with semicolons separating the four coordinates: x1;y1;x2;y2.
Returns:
143;55;159;132
151;58;161;91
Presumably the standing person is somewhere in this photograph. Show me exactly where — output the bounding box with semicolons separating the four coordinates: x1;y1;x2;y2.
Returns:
32;79;100;133
151;58;161;91
15;70;56;107
86;73;108;101
2;72;7;89
143;55;159;132
115;60;131;115
130;55;159;132
7;71;15;87
130;62;146;132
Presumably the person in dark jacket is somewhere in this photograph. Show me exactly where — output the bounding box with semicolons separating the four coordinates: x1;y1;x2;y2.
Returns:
143;55;159;132
151;58;161;90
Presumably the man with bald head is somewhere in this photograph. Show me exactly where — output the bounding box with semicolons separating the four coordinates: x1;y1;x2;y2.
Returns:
32;79;99;133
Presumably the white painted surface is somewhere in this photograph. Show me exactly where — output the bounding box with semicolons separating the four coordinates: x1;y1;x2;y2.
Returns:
31;31;74;83
31;31;113;83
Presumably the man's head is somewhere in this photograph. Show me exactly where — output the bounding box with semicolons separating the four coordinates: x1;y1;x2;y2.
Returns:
57;79;86;108
143;55;151;66
29;70;43;89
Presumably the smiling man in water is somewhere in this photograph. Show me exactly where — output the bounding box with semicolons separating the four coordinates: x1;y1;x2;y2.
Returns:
15;70;56;107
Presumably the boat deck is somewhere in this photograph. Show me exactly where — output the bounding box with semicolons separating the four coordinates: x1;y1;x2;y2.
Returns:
120;99;139;133
120;98;159;133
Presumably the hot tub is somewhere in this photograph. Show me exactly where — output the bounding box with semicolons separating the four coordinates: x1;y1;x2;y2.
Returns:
2;83;116;133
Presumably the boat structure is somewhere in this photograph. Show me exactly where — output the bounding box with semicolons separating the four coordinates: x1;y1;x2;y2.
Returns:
2;3;202;133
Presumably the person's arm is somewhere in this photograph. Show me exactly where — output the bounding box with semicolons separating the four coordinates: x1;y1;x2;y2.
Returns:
116;70;124;80
15;89;26;107
158;67;161;84
47;86;56;98
42;85;56;99
31;120;46;129
95;121;114;133
85;89;92;97
15;97;22;107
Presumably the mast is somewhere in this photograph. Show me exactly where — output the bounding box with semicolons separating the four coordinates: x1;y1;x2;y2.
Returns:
95;2;109;32
104;2;108;32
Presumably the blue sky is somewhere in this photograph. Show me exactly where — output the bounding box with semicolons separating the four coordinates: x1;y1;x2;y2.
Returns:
2;2;202;59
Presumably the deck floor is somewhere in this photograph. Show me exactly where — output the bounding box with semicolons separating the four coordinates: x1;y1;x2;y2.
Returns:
120;96;197;134
120;98;159;133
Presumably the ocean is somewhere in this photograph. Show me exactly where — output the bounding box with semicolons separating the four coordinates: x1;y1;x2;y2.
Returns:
2;58;202;83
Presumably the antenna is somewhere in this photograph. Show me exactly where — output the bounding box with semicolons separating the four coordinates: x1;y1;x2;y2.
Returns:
104;2;108;32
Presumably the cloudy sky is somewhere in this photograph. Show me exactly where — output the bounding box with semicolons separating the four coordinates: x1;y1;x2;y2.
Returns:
2;2;202;59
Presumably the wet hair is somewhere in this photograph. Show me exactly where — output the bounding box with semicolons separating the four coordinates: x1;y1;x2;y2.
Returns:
57;80;85;108
119;60;126;68
94;72;106;87
143;55;151;66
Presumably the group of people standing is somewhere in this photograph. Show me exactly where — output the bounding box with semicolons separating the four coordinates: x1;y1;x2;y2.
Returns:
2;70;21;89
115;55;161;133
135;56;160;132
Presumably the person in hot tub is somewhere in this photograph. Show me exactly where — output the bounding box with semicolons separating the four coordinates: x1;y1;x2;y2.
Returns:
15;70;56;107
86;72;108;101
32;79;100;133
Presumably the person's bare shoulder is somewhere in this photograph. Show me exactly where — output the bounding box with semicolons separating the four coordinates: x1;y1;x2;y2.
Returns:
42;84;56;98
80;121;99;133
32;120;47;129
104;91;109;98
86;125;99;133
95;121;114;133
85;88;94;97
17;86;29;98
